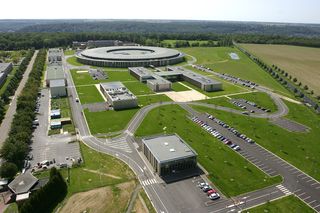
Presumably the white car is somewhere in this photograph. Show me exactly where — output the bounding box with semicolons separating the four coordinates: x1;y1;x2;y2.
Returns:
198;182;209;189
209;193;220;200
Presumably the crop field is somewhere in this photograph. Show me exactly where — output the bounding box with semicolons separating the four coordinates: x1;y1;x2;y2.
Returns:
135;105;281;197
240;44;320;94
178;47;291;97
192;100;320;182
243;195;314;213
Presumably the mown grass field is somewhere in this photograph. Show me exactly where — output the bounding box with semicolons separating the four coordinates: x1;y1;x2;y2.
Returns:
171;82;191;92
67;56;84;66
123;81;154;96
64;49;75;56
192;100;320;182
84;108;138;134
135;105;281;197
243;195;314;213
178;47;291;97
70;69;136;86
240;44;320;95
138;94;172;107
76;85;105;104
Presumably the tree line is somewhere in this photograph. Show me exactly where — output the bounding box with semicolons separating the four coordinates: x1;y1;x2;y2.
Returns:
0;50;34;124
0;32;320;51
19;167;68;213
0;49;46;179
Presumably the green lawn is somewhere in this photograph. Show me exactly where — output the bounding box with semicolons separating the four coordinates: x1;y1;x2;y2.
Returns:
229;92;278;112
139;189;156;213
243;195;314;213
76;85;104;104
197;96;241;110
64;49;75;56
138;94;172;107
135;105;281;197
192;100;320;182
123;81;154;96
67;56;84;66
84;108;139;134
178;47;291;97
172;82;191;92
70;69;136;86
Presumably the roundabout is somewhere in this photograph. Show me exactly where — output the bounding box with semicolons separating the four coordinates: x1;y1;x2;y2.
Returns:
76;46;185;67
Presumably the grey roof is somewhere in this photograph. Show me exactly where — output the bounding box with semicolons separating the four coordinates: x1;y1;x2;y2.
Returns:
51;109;61;115
50;79;66;87
100;82;137;101
142;134;197;163
167;66;221;85
80;46;182;61
46;65;64;80
129;67;171;85
8;172;38;194
0;63;12;73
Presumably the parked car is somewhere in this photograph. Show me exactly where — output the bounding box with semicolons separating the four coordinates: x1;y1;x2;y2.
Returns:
209;193;220;200
202;185;212;192
206;189;217;196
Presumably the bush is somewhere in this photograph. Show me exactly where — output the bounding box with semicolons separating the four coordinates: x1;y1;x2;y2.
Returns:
0;162;18;179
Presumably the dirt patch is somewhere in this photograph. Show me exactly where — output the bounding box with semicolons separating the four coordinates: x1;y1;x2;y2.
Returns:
82;168;122;179
131;194;148;213
60;181;136;213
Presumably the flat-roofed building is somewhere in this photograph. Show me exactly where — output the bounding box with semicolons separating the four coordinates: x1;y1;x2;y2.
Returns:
50;79;67;98
167;67;222;92
48;48;62;63
142;134;197;177
0;63;13;87
87;40;123;48
46;65;65;86
100;82;138;110
128;67;171;92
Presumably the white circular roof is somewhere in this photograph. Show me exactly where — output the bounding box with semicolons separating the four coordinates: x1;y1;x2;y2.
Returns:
80;46;182;61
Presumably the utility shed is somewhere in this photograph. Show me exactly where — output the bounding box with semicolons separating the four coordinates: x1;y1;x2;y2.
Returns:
50;79;67;97
142;134;197;177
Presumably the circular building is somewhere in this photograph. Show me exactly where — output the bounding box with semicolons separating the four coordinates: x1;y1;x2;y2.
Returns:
76;46;185;68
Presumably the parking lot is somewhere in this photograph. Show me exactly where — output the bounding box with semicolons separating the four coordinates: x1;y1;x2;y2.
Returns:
230;98;269;114
29;88;81;170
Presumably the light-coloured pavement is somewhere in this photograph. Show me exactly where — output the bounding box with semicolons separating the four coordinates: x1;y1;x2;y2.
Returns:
0;51;38;147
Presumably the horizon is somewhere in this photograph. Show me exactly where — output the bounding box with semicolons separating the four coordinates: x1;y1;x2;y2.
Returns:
1;0;320;24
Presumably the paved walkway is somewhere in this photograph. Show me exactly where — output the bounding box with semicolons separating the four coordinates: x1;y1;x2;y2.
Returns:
0;51;38;148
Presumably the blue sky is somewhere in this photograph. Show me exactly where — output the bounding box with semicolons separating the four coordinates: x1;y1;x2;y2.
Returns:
1;0;320;24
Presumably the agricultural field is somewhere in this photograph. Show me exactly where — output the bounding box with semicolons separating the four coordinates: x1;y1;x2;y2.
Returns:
240;44;320;95
243;195;314;213
135;105;281;197
192;100;320;182
178;47;291;97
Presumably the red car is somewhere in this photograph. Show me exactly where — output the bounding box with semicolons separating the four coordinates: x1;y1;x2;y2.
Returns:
206;189;217;196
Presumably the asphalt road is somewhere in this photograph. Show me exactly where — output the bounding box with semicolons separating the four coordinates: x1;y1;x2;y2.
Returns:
0;51;38;148
63;54;319;212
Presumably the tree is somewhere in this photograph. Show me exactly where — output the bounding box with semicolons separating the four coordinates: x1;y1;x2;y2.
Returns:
315;104;319;110
293;78;297;82
304;85;309;90
310;90;314;95
0;162;18;179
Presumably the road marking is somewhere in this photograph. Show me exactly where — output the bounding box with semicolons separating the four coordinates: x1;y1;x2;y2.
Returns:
276;185;292;195
297;173;305;177
301;176;309;180
289;168;296;171
308;200;317;205
294;189;301;193
311;182;319;186
297;192;306;197
315;186;320;189
314;204;320;209
292;170;300;174
303;196;311;201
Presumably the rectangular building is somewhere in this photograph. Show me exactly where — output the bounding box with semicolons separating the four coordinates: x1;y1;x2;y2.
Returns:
100;82;138;110
142;134;197;177
0;63;13;87
48;48;62;63
50;79;67;98
46;65;65;86
87;40;123;48
128;67;172;92
167;67;222;92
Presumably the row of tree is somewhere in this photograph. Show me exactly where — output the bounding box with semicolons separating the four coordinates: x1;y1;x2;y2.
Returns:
0;49;46;178
0;32;320;51
0;50;34;124
238;46;320;112
19;167;68;213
